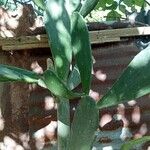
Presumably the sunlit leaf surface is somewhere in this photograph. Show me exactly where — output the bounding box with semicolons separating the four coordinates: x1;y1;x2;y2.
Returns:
0;64;40;83
97;45;150;109
70;96;98;150
44;0;72;80
71;12;92;94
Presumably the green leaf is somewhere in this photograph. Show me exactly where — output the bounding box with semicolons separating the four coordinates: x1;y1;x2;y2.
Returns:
67;65;81;90
79;0;99;17
69;0;82;13
95;0;116;10
97;45;150;109
70;96;99;150
57;100;70;150
121;136;150;150
106;10;121;21
106;0;114;5
134;0;145;7
119;4;126;14
71;12;92;94
95;0;107;10
43;69;83;99
33;0;45;10
0;64;40;83
106;1;118;10
44;0;72;80
122;0;133;7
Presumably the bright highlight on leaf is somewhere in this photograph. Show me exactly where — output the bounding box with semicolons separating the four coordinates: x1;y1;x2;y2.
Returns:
97;45;150;109
0;64;40;83
44;0;72;80
68;0;81;14
71;12;92;94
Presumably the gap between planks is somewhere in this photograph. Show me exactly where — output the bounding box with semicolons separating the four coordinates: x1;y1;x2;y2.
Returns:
0;26;150;51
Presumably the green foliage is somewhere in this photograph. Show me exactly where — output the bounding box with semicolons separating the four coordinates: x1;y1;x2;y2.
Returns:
71;12;92;94
0;64;40;83
97;45;150;109
79;0;99;17
42;69;83;99
70;96;98;150
33;0;45;10
1;0;150;149
0;0;4;6
67;65;81;90
44;0;72;80
106;10;121;21
69;0;81;13
95;0;147;21
121;136;150;150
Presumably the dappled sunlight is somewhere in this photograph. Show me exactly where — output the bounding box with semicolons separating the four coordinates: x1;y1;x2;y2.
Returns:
89;89;100;101
44;96;55;111
0;4;44;38
117;104;129;127
96;96;149;148
35;35;41;41
127;100;137;106
0;117;4;131
33;121;57;149
99;114;112;128
31;61;43;74
29;61;43;91
131;106;141;124
139;123;148;136
0;27;15;38
19;133;30;149
92;56;96;75
29;83;37;91
0;3;150;149
120;127;132;141
134;124;148;138
44;121;57;140
47;1;63;20
95;70;107;82
0;109;5;131
0;135;26;150
30;16;44;31
55;56;63;68
34;128;45;150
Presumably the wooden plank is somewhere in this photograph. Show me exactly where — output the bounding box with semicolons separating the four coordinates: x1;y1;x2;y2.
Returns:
2;42;49;51
91;26;150;39
1;26;150;51
0;34;48;45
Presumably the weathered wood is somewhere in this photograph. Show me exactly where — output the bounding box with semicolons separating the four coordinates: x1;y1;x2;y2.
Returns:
0;35;48;45
0;52;10;117
2;42;49;51
1;26;150;50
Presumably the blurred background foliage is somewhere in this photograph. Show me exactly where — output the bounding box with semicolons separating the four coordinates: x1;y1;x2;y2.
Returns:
0;0;149;22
